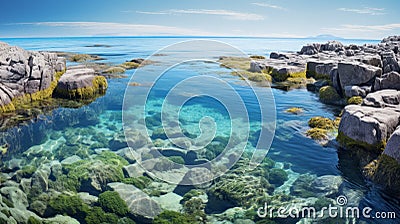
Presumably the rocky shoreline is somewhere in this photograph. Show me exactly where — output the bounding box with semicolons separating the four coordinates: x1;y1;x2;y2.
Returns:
250;35;400;195
0;37;399;224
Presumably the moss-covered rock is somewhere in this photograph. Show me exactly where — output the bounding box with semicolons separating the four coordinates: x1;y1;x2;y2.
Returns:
285;107;303;114
218;56;272;83
85;206;119;224
271;70;306;82
69;54;103;62
119;62;140;69
153;210;198;224
60;153;127;193
168;156;185;165
49;194;89;222
306;128;329;141
347;96;363;105
103;66;126;74
364;154;400;196
98;191;129;216
54;71;108;100
208;159;273;208
268;168;288;187
308;116;335;130
121;176;152;190
250;55;266;60
319;86;342;105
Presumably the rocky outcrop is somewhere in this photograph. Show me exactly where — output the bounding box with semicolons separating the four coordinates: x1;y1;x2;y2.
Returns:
0;42;66;112
107;182;162;222
53;67;107;100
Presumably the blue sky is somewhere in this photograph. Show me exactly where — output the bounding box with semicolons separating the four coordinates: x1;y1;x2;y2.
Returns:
1;0;399;39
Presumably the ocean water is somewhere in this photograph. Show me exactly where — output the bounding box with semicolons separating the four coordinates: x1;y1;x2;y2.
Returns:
1;36;399;223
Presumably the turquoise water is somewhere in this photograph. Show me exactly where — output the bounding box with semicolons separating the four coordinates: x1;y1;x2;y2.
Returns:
1;37;399;223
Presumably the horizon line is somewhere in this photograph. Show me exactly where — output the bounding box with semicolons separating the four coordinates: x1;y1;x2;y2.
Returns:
0;35;381;41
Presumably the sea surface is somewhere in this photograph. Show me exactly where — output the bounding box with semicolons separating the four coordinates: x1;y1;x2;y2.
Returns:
1;36;399;223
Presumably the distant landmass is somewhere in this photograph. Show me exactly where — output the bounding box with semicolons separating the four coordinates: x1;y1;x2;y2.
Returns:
307;34;344;40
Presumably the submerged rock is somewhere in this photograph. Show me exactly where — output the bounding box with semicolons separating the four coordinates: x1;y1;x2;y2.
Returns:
0;186;28;209
107;182;162;221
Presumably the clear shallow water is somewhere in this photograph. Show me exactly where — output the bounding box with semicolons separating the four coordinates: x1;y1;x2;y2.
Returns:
1;36;399;223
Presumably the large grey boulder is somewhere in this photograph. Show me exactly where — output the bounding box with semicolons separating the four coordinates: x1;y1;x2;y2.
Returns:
363;90;400;108
338;62;382;90
54;67;107;99
383;127;400;163
374;71;400;91
339;105;400;146
107;182;162;222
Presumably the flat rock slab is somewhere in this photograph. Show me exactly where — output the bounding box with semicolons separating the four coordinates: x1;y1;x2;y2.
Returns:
363;89;400;108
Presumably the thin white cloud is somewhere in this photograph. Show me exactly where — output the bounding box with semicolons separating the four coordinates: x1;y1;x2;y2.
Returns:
252;2;286;10
11;22;219;36
134;9;264;21
337;7;386;15
134;11;170;15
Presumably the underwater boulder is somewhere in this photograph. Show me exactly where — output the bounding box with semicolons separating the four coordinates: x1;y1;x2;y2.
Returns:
107;182;162;222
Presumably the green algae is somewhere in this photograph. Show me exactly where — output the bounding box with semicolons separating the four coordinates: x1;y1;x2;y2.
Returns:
337;131;386;152
98;191;129;216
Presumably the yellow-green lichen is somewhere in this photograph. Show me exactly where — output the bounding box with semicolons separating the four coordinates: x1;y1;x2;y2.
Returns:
1;70;65;113
337;131;386;152
285;107;303;114
54;76;108;100
219;56;272;83
306;116;340;143
249;55;266;60
69;54;103;62
271;70;306;82
0;103;16;113
306;128;329;140
119;62;140;69
347;96;363;105
103;67;126;74
308;116;335;129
